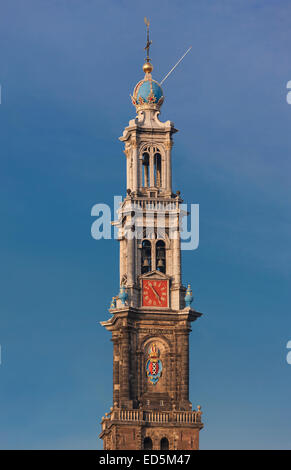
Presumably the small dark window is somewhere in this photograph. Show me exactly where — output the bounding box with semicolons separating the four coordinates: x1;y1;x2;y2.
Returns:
142;152;149;187
160;437;169;450
144;437;153;450
141;240;152;274
154;153;161;187
156;240;166;273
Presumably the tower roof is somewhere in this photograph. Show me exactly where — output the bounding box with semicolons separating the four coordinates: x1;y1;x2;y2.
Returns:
131;72;164;111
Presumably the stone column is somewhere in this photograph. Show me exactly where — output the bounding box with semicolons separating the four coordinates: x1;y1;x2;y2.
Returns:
162;155;166;190
125;150;131;191
119;238;126;284
168;352;176;404
136;350;142;403
136;243;141;280
173;223;181;285
152;239;156;271
177;329;189;403
127;237;135;286
112;337;120;406
132;144;138;192
165;142;172;193
120;328;130;405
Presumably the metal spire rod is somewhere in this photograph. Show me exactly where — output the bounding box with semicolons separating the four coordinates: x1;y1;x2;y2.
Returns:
144;17;152;62
160;46;192;85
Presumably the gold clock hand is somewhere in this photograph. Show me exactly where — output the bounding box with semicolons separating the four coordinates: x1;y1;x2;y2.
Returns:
149;282;161;304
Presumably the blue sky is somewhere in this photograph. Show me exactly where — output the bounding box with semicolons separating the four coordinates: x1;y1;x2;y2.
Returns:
0;0;291;449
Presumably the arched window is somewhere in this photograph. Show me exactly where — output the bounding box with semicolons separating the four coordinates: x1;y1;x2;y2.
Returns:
154;153;161;187
142;152;149;187
141;240;152;274
160;437;169;450
144;437;153;450
140;146;162;189
156;240;166;273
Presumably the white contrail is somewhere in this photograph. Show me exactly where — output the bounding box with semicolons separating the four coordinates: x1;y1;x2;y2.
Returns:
160;46;192;85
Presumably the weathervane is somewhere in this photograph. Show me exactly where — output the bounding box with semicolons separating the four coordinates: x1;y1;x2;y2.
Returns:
141;18;192;82
144;17;152;63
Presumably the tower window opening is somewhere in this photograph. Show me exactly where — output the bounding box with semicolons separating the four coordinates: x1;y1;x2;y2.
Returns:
154;153;161;187
142;152;149;187
160;437;169;450
144;437;153;450
141;240;152;274
156;240;166;273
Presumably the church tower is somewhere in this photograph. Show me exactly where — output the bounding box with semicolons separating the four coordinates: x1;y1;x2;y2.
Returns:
99;22;203;451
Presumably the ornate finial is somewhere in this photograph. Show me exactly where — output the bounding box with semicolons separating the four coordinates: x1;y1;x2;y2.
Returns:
143;17;153;74
109;296;117;310
119;285;128;305
185;283;194;308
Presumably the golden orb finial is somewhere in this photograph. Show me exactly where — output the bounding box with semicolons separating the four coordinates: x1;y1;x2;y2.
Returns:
143;61;153;74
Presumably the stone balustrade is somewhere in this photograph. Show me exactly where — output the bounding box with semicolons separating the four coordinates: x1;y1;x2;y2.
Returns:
101;408;202;431
121;198;179;213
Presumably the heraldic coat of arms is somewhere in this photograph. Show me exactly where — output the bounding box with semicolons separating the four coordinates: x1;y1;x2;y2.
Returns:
146;343;163;385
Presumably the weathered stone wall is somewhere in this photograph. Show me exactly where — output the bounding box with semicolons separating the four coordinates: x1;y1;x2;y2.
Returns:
102;423;200;450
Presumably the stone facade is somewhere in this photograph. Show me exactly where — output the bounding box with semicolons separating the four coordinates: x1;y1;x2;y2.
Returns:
99;59;203;450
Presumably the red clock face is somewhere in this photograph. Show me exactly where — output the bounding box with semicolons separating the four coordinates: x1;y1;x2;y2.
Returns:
142;279;168;308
